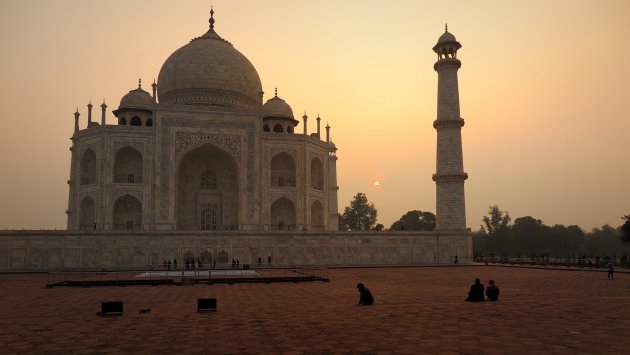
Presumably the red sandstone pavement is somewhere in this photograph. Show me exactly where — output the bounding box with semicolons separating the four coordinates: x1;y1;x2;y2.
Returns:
0;266;629;354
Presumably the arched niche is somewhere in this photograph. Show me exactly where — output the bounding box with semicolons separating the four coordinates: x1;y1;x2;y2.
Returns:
146;118;153;127
80;148;97;186
270;197;295;230
287;126;294;133
112;194;142;230
130;116;142;126
119;117;126;125
263;124;270;132
270;153;295;187
218;250;229;264
311;157;324;190
177;143;239;230
113;146;143;183
79;196;96;230
311;200;324;229
273;124;283;133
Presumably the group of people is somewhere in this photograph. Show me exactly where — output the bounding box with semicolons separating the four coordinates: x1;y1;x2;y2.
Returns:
162;258;217;270
356;278;501;307
465;278;500;302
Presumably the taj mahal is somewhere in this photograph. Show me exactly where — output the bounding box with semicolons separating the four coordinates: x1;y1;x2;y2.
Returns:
0;10;471;270
66;9;339;233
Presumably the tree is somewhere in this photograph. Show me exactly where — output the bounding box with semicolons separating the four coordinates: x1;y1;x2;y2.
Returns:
621;215;630;244
390;210;436;231
481;205;511;236
341;192;378;231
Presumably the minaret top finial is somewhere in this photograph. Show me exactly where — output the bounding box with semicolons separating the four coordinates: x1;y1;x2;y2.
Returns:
138;78;142;88
210;6;215;30
275;87;278;97
445;23;448;32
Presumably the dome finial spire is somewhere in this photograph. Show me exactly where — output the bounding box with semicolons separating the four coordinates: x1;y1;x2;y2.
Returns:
209;5;215;30
275;87;278;97
138;78;142;88
445;23;448;32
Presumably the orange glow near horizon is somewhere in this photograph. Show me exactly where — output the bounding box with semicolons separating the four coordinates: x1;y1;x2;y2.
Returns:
0;0;629;231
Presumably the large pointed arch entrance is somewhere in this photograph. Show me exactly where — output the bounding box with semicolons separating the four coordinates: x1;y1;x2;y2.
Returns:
177;143;239;230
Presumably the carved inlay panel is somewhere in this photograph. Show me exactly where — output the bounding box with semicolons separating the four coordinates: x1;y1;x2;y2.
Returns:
175;132;241;160
113;141;144;152
270;148;296;159
269;192;297;205
111;190;143;202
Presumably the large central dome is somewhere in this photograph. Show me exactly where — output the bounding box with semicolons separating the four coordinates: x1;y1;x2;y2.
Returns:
157;12;263;108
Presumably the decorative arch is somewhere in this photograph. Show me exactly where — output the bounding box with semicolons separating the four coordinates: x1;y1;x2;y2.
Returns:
79;196;96;230
273;124;283;133
200;250;213;265
177;142;239;230
218;250;229;264
270;197;296;231
287;126;294;133
130;116;142;126
79;148;97;186
311;200;324;230
114;146;143;183
146;118;153;127
270;152;295;187
112;194;142;230
119;117;126;125
263;124;270;132
310;157;324;190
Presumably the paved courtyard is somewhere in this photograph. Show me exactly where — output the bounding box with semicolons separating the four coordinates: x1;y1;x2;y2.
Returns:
0;266;628;354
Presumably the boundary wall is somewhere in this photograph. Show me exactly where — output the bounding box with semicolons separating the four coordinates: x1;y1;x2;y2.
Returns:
0;230;471;271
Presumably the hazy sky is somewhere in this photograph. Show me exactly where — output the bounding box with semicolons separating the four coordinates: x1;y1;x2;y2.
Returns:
0;0;628;231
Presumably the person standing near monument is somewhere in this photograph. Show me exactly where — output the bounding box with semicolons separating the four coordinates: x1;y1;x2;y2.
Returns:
608;263;614;280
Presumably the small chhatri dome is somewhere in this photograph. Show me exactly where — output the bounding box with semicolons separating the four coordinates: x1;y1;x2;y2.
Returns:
433;23;462;53
157;8;263;108
118;80;154;111
262;89;294;119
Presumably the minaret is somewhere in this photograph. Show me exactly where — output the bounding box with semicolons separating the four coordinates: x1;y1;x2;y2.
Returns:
325;122;330;143
73;108;80;134
316;115;321;138
303;111;308;135
101;100;107;125
432;24;468;231
87;100;93;126
151;79;157;101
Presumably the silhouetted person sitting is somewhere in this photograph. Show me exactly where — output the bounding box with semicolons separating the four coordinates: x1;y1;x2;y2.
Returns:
465;278;485;302
173;259;178;270
357;283;374;306
486;280;500;301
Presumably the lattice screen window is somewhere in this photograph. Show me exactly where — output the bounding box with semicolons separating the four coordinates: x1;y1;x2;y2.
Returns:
200;204;217;230
127;174;135;183
201;171;217;189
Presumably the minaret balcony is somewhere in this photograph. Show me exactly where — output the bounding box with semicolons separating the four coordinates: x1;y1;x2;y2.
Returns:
434;58;461;71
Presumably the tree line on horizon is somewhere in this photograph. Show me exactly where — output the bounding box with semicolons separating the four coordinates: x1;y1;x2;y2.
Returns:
339;193;630;258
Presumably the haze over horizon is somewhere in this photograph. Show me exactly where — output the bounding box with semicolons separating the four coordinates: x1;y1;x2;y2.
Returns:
0;0;628;231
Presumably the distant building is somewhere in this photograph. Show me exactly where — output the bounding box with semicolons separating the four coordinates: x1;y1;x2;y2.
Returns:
66;10;339;232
